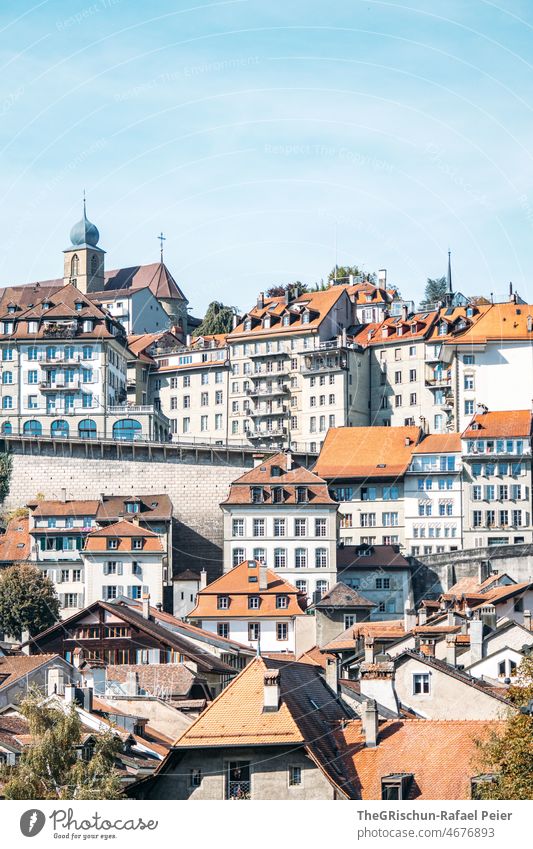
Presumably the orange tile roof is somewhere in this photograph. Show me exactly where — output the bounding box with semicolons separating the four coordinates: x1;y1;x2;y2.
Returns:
30;500;100;518
189;560;305;619
426;305;491;342
229;287;347;338
474;580;533;607
412;433;462;454
127;331;180;362
461;409;532;439
338;719;504;799
191;333;227;348
0;516;31;562
352;311;437;347
325;619;406;651
348;284;391;305
444;301;533;345
222;452;336;505
84;520;163;553
314;426;422;479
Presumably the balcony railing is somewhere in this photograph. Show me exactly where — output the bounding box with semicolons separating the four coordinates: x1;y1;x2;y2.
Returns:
226;781;251;800
107;405;160;414
245;385;289;397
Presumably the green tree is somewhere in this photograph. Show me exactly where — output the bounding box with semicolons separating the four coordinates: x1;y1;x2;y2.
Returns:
421;276;447;306
473;657;533;800
195;301;236;336
266;282;309;298
1;689;123;799
328;265;376;285
0;563;60;639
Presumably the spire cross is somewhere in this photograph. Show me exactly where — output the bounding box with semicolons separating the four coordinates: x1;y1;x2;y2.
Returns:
158;232;166;262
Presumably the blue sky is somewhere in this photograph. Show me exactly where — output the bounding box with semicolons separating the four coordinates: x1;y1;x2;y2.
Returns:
1;0;533;314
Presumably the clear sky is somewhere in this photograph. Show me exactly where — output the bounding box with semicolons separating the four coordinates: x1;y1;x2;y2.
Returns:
1;0;533;315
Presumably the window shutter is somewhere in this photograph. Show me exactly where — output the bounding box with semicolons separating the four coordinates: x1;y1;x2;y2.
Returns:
117;562;123;575
117;585;124;597
103;562;108;576
59;594;65;607
56;570;62;584
127;586;132;598
102;586;107;600
143;585;149;595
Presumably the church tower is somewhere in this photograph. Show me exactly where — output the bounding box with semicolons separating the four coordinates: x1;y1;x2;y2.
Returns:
63;200;105;293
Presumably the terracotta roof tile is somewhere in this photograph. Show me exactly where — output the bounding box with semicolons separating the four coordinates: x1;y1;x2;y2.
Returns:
412;433;462;454
444;302;533;345
0;516;31;562
0;654;62;690
314;426;422;479
84;520;163;553
229;287;347;338
223;452;335;505
462;409;532;439
313;582;376;609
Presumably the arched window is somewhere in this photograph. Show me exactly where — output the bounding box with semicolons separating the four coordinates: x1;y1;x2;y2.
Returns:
71;254;79;277
23;420;42;437
2;396;12;409
78;419;96;440
1;421;12;434
112;419;142;441
2;371;13;384
51;419;69;438
90;254;98;276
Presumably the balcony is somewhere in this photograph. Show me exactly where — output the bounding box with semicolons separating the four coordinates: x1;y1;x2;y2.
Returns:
249;348;289;359
41;354;82;366
108;404;160;414
245;384;289;397
39;379;80;391
300;352;347;375
245;426;287;440
250;405;288;418
42;321;79;339
425;375;452;389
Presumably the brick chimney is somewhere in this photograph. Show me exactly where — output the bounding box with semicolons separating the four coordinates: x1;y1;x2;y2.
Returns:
446;634;457;667
364;636;376;663
259;563;268;591
469;618;484;664
141;592;150;620
420;638;435;657
325;657;338;695
263;668;280;712
200;569;207;590
361;699;378;748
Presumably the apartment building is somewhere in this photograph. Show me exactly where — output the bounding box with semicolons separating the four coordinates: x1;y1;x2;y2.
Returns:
187;559;309;654
26;492;173;616
442;300;533;432
149;334;231;443
220;452;338;603
461;409;533;548
404;433;463;555
126;330;181;406
227;287;368;453
314;425;423;548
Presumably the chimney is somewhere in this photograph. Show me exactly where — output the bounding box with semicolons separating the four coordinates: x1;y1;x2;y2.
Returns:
20;629;30;655
404;603;417;632
418;608;427;626
186;333;191;346
100;493;105;503
64;684;76;704
259;563;268;591
200;569;207;590
364;636;375;663
479;603;497;631
446;634;457;667
125;670;138;696
404;436;411;447
285;451;292;471
325;657;338;695
378;269;387;288
402;304;408;322
420;638;435;658
81;687;93;712
359;657;399;715
524;610;532;631
509;281;513;298
361;699;378;748
446;611;456;627
232;312;239;330
257;292;264;310
469;618;484;664
60;487;67;503
341;327;347;346
141;592;150;619
263;668;280;712
284;289;290;306
47;667;65;696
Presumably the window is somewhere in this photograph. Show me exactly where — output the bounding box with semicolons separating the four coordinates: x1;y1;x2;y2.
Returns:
382;512;398;527
274;548;287;568
360;513;376;527
296;486;308;503
248;596;260;610
272;486;283;504
232;519;244;537
107;539;118;550
253;518;265;537
200;416;208;431
295;548;307;568
409;368;416;382
132;538;143;550
276;622;288;641
394;371;402;384
464;399;474;416
251;487;264;504
375;577;391;589
464;373;475;390
294;518;307;536
276;595;289;609
315;548;328;568
288;765;302;787
217;623;229;638
248;622;260;641
274;518;286;537
315;518;327;537
217;596;229;609
253;547;266;564
190;769;202;788
413;673;430;694
383;486;399;500
201;392;208;406
232;548;245;566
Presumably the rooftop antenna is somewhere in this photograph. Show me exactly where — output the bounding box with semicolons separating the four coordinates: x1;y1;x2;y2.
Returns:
334;220;338;284
83;189;86;215
157;232;166;263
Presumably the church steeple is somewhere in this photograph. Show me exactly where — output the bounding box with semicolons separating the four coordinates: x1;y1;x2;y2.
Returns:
63;196;105;293
444;250;454;307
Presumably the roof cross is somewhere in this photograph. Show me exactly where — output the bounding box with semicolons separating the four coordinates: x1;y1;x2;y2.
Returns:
157;232;166;263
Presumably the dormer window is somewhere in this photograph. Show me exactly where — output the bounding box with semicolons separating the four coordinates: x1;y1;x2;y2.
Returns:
244;319;252;332
263;316;271;329
272;487;284;503
75;301;84;312
302;310;310;324
251;487;265;504
28;321;38;334
276;595;289;609
3;322;14;334
381;774;413;800
217;595;229;610
296;486;308;503
132;538;143;550
83;319;94;333
42;301;51;311
107;539;119;550
126;501;140;513
7;305;16;314
466;306;474;318
282;314;290;327
439;322;448;336
271;465;282;477
248;596;260;609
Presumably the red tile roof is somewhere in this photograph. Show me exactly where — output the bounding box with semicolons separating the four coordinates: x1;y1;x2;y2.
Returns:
84;520;163;553
229;287;348;338
412;433;462;454
443;302;533;344
462;409;532;439
0;516;31;562
222;452;336;505
314;426;422;479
